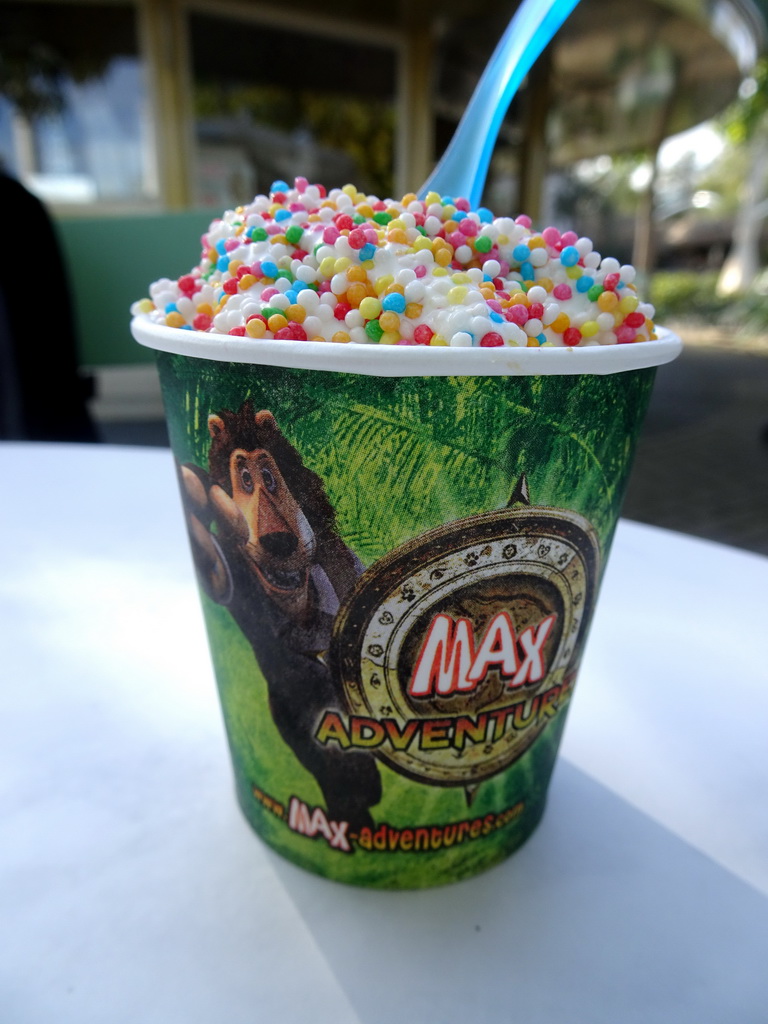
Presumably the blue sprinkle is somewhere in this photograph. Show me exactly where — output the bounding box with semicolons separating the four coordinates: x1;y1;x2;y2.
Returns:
271;180;290;193
165;302;178;313
215;240;228;255
489;312;504;323
520;261;534;280
284;290;298;304
260;260;279;278
453;210;467;222
476;207;494;223
359;243;376;261
536;334;546;345
513;244;531;262
216;256;229;272
560;246;580;267
382;293;406;313
274;209;291;222
576;276;594;292
181;324;193;330
441;196;454;205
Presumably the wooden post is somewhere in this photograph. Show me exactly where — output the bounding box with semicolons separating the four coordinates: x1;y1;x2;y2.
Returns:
396;10;436;197
136;0;195;210
518;46;552;220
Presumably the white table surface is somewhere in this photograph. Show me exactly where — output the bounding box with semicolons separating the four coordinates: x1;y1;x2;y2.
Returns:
1;441;767;1024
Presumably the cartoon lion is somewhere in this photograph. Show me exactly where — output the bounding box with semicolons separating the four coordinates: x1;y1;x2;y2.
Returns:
179;400;381;830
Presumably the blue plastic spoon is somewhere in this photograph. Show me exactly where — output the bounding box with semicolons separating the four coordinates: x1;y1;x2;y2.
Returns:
419;0;582;207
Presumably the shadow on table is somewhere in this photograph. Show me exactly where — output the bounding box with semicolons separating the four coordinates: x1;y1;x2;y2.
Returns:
270;761;768;1024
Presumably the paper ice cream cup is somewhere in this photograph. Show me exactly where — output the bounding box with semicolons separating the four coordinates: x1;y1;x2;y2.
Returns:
133;317;681;888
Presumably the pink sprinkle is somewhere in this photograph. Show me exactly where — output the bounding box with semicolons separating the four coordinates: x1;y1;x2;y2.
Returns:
323;225;340;244
561;231;578;246
414;265;427;278
528;302;544;319
542;226;560;246
448;231;464;248
261;287;278;300
251;261;262;276
454;197;471;212
364;227;378;244
295;176;308;192
616;326;637;344
459;219;478;236
553;284;572;300
373;200;387;211
289;202;305;212
486;299;503;313
318;280;332;293
224;238;239;252
266;223;283;234
497;260;510;277
508;304;528;325
515;215;532;228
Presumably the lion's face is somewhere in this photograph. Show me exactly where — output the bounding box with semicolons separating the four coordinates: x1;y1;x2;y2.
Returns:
228;446;317;619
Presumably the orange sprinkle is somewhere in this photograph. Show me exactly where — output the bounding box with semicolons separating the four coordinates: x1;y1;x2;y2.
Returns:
286;304;306;323
550;313;570;333
267;313;288;332
597;291;619;312
346;282;368;307
245;318;267;338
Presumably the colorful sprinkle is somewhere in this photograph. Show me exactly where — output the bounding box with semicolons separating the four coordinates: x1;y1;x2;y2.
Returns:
133;179;657;348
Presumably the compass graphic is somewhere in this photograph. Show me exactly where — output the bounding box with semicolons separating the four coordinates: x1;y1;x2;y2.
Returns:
330;480;600;788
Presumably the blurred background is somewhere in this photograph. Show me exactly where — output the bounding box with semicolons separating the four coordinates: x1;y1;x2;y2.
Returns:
1;0;767;553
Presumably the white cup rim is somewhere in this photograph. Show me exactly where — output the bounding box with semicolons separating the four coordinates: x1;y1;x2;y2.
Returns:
131;317;682;377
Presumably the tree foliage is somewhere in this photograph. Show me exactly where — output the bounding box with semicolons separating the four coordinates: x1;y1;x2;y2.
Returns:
723;57;768;144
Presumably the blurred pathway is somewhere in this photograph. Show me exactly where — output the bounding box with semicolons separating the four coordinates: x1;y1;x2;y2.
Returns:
623;332;768;557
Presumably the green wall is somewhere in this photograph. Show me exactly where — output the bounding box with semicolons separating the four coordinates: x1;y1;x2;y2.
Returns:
55;210;211;367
